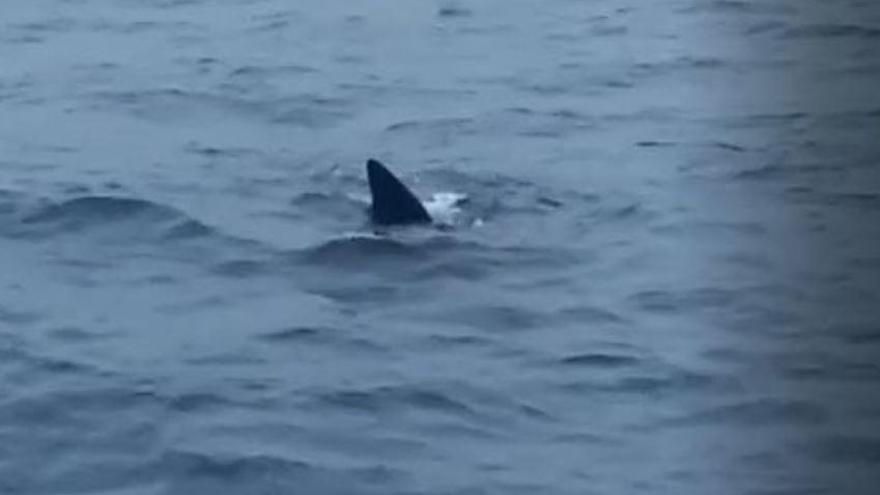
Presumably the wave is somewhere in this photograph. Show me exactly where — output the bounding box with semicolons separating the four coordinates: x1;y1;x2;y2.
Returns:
12;195;216;242
90;88;354;128
295;232;575;282
299;234;427;267
783;24;880;40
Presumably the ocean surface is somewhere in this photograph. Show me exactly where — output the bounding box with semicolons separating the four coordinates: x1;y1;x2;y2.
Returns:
2;1;880;494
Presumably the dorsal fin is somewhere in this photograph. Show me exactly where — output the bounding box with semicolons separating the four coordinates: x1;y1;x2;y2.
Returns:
367;159;432;225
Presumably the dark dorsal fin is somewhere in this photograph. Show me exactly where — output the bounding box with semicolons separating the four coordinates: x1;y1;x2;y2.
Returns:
367;159;432;225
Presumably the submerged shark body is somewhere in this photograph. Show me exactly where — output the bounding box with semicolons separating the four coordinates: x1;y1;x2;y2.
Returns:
366;159;433;226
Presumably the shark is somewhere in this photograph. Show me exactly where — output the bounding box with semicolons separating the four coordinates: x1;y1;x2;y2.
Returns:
366;158;434;226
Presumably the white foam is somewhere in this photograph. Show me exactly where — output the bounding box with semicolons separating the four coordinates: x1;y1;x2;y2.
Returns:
423;192;468;226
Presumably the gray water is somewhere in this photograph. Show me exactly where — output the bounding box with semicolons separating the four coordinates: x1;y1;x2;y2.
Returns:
2;1;880;494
